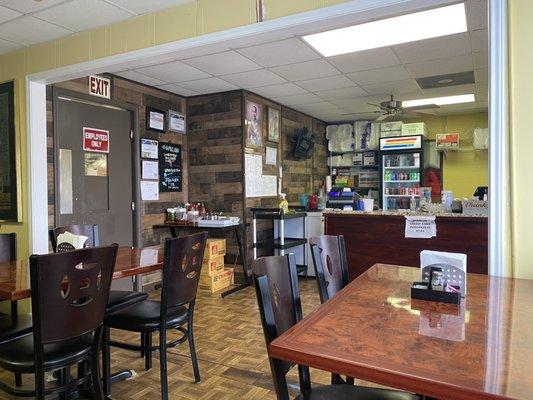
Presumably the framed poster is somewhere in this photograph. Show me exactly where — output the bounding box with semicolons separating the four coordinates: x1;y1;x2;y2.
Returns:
0;81;19;222
159;142;182;192
245;100;262;148
168;110;186;133
268;107;280;142
265;146;277;166
146;107;165;133
140;138;158;159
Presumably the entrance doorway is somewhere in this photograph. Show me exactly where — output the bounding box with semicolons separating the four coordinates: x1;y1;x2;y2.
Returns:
53;91;135;246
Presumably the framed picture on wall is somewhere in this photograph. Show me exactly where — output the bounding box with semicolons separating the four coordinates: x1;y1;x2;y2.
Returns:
0;81;20;222
268;107;280;143
146;107;166;133
245;100;263;148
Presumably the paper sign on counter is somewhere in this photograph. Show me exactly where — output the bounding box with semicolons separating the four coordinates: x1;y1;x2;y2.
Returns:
405;216;436;238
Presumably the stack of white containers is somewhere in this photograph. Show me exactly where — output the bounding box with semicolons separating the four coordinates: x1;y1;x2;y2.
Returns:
353;121;380;150
327;124;354;167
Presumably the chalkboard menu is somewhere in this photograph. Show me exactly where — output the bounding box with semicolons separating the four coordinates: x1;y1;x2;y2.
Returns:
159;141;182;192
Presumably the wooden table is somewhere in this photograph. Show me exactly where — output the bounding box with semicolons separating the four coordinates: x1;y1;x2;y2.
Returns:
0;246;163;302
269;264;533;400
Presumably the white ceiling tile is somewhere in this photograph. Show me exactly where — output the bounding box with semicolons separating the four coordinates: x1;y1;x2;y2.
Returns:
183;51;261;76
178;77;239;93
292;101;338;113
329;96;382;110
34;0;133;32
0;0;66;13
405;54;473;78
0;37;21;53
361;79;421;96
297;75;355;92
251;83;306;98
172;43;231;60
347;65;411;86
116;70;168;86
0;5;19;24
328;47;401;74
272;93;324;106
315;86;368;101
473;51;488;69
155;83;199;97
418;84;476;98
0;16;71;46
474;68;487;83
470;29;488;52
105;0;194;15
237;38;320;68
221;69;286;88
136;61;210;83
270;59;340;81
466;0;488;30
393;32;472;64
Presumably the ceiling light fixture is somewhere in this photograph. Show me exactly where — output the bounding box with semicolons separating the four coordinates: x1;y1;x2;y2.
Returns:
302;3;467;57
403;94;476;108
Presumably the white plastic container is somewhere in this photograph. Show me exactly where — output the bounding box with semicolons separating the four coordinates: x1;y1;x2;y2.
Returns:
362;198;374;212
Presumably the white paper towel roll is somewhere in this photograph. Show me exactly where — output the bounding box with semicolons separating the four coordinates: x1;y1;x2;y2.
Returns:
326;176;332;192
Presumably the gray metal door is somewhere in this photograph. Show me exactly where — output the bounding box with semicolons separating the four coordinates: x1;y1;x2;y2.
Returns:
55;95;134;246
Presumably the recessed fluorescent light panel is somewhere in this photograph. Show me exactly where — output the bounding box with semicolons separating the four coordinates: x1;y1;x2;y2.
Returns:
303;3;467;57
403;94;476;108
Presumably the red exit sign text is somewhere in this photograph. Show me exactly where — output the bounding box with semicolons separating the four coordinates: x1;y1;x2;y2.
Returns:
89;75;111;99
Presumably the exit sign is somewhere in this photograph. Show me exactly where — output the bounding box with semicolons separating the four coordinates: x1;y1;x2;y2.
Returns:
89;75;111;99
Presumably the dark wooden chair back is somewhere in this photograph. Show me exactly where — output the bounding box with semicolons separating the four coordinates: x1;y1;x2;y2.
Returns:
161;232;208;314
0;233;16;263
29;244;118;343
252;254;310;400
309;235;349;303
49;225;100;252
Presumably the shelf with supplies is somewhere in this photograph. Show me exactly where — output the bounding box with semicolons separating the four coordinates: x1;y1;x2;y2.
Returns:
384;180;420;183
384;194;420;197
383;166;420;170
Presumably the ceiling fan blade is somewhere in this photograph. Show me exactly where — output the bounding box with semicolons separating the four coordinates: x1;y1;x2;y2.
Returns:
406;110;438;117
405;104;440;110
374;114;390;122
367;103;382;108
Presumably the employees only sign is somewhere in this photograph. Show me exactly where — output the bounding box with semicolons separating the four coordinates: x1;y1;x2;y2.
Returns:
405;215;437;239
83;127;109;153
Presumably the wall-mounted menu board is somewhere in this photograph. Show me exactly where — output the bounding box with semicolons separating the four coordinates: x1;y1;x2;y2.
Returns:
159;142;182;192
0;81;19;222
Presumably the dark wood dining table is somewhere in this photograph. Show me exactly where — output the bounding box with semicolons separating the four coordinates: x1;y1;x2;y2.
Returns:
0;246;163;302
269;264;533;400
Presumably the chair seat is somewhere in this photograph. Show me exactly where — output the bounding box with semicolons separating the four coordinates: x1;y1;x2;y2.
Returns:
296;385;418;400
0;313;33;344
106;290;149;314
106;300;188;332
0;334;93;374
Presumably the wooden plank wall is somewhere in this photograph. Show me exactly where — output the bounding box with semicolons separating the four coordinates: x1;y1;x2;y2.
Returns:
187;91;244;270
46;75;187;247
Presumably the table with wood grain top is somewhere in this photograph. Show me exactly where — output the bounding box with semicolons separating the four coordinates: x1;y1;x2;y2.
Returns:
269;264;533;400
0;246;163;301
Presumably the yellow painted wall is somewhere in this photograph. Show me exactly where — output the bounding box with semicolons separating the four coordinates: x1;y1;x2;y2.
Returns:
510;0;533;279
404;113;488;198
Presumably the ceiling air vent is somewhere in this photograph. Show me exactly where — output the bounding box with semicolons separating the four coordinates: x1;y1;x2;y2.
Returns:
416;71;475;89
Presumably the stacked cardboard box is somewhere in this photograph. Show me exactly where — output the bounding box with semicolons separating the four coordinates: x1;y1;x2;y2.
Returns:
199;238;234;293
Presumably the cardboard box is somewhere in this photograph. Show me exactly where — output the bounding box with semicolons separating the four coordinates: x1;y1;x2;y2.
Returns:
402;122;427;137
380;121;403;132
204;238;226;259
199;268;234;293
201;255;225;276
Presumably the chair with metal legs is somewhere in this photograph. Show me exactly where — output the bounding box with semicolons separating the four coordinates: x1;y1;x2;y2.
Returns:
103;232;208;400
0;244;118;399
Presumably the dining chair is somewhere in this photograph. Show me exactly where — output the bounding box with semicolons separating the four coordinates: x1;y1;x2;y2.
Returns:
49;224;148;314
252;254;417;400
103;232;208;400
0;233;33;388
309;235;353;385
0;244;118;399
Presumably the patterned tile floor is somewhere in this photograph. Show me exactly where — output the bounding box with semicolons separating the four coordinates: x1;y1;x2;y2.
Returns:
0;279;371;399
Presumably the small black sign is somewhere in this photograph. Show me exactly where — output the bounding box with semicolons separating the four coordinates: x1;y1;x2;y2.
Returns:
159;141;182;192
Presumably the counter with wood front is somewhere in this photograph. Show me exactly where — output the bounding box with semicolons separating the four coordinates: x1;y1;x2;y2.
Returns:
324;210;488;279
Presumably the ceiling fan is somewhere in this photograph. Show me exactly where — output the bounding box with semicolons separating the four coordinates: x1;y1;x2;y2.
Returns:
342;94;440;122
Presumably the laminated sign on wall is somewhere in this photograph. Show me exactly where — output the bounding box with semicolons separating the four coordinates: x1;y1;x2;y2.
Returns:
405;216;437;239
